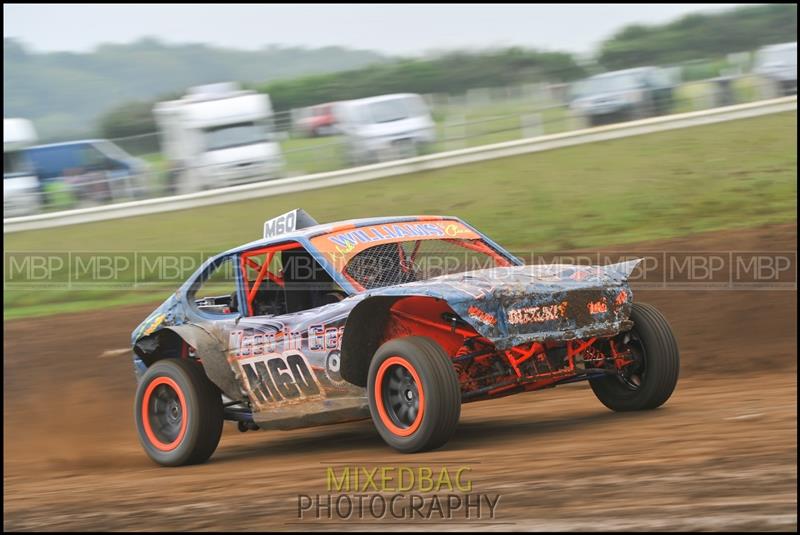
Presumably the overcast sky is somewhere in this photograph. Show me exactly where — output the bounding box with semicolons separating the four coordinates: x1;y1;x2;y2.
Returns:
5;3;750;56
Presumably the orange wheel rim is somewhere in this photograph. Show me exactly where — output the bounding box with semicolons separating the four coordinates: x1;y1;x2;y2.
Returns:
142;376;187;451
375;356;425;437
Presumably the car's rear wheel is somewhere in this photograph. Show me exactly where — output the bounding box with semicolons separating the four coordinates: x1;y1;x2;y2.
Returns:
367;336;461;453
590;302;680;411
135;358;223;466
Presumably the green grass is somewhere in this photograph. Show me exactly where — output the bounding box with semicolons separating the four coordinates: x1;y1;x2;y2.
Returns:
4;112;796;319
673;81;716;113
433;97;574;150
281;136;347;175
278;102;573;175
672;75;776;115
252;97;576;176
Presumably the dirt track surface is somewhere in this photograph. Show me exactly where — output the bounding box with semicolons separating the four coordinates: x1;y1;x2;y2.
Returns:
4;224;797;531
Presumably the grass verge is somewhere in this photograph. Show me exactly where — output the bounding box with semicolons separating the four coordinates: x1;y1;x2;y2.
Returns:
5;111;796;319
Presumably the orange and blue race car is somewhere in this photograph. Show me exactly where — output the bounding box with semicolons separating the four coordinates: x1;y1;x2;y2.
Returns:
131;209;679;466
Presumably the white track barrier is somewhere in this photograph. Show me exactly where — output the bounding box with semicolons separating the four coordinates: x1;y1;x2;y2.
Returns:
4;96;796;234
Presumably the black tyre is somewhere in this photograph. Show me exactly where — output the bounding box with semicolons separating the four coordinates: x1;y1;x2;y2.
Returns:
135;358;224;466
367;336;461;453
590;302;680;411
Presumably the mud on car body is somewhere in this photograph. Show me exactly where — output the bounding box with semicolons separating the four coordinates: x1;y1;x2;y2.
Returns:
131;209;680;465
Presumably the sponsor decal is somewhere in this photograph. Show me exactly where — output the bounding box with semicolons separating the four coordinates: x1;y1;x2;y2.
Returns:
229;324;345;360
327;223;446;249
615;289;628;305
507;301;568;325
229;327;303;358
313;221;480;268
229;323;348;398
587;299;608;315
142;313;166;337
468;305;497;326
238;351;324;407
330;240;358;264
324;350;347;385
444;223;471;237
308;324;345;352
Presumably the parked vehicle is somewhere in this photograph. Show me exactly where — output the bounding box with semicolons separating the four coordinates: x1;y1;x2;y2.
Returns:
130;209;679;465
3;118;41;217
754;42;797;96
570;67;675;126
154;82;285;194
25;139;149;206
334;93;436;165
294;102;338;137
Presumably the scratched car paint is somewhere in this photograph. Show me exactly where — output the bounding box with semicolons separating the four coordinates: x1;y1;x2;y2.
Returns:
130;208;678;462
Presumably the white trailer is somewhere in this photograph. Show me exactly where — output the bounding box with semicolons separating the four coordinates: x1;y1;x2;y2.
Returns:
3;118;41;216
153;82;285;194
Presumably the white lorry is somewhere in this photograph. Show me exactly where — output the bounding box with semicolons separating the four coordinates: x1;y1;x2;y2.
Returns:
153;82;285;194
3;118;41;216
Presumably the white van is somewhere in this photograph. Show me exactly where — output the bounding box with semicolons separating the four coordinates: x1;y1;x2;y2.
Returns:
334;93;436;165
754;42;797;96
154;83;285;194
3;118;41;217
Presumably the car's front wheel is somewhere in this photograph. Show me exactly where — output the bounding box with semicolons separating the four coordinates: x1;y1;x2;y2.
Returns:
590;302;680;411
367;336;461;453
135;358;223;466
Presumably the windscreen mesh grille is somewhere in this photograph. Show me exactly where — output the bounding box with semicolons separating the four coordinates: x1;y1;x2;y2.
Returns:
343;239;502;290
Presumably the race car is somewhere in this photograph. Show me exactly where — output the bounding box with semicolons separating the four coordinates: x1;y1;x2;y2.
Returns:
131;209;679;465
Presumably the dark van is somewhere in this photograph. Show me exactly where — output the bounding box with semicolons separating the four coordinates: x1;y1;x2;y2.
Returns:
25;139;150;202
569;67;675;126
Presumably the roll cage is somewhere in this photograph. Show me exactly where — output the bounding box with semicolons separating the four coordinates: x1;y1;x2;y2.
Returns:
183;216;523;319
